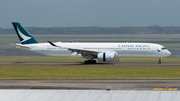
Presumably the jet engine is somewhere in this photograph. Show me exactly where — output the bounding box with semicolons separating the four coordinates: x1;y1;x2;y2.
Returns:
97;52;119;62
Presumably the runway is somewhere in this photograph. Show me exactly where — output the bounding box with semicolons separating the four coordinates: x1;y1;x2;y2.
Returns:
0;79;180;91
0;61;179;67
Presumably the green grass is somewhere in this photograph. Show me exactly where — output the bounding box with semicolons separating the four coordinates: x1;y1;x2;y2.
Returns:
0;57;179;79
0;66;180;79
0;57;179;63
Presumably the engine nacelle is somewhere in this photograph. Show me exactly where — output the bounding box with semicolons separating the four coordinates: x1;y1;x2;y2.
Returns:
97;52;119;62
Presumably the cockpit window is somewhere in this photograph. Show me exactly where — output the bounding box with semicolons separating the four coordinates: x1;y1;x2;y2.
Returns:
161;47;167;50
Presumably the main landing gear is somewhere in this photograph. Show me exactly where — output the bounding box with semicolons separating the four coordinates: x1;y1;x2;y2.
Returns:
158;58;161;64
84;60;96;64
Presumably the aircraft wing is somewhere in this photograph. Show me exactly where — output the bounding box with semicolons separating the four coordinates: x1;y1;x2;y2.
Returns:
47;41;100;55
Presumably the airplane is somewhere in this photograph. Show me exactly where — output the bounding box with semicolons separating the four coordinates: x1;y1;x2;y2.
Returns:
12;22;171;64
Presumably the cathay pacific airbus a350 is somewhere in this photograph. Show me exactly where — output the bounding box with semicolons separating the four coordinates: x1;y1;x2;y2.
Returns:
12;22;171;64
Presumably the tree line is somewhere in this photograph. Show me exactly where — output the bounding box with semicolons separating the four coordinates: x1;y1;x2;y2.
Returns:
0;25;180;34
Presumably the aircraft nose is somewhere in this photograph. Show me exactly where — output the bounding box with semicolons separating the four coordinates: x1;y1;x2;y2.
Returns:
166;50;171;56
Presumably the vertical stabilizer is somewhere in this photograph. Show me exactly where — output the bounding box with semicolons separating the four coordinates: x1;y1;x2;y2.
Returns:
12;22;38;44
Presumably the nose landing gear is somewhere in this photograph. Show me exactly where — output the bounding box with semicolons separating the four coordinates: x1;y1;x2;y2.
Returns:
158;58;161;64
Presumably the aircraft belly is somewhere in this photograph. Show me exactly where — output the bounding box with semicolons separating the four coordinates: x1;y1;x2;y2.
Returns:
31;49;76;57
30;49;169;58
116;50;168;58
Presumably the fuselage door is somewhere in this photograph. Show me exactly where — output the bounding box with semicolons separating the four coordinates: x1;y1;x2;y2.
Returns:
42;45;47;51
152;45;156;52
118;44;126;52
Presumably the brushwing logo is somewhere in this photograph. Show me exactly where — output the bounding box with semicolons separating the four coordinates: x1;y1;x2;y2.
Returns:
157;49;161;52
17;26;31;42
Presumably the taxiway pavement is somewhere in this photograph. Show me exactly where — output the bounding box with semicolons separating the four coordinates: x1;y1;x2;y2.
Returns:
0;79;180;90
0;62;179;67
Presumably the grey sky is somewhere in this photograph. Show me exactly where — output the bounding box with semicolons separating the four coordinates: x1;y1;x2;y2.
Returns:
0;0;180;28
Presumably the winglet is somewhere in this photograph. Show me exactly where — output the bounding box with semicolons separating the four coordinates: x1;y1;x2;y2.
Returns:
70;40;74;43
47;41;58;47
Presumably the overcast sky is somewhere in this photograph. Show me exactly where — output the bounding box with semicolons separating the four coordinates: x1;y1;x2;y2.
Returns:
0;0;180;28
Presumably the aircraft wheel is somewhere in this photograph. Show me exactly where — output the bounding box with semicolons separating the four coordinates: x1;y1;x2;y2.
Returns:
84;60;97;64
158;61;161;64
92;60;96;64
84;60;89;64
89;60;93;64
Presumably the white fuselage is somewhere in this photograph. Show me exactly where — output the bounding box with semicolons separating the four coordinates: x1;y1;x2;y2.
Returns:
18;42;171;58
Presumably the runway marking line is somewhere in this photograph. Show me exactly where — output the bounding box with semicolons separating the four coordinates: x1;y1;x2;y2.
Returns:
154;88;164;90
168;88;178;90
154;88;178;91
164;84;180;91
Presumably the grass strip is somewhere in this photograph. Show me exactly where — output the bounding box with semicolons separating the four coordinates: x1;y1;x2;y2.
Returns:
0;66;180;79
0;57;179;63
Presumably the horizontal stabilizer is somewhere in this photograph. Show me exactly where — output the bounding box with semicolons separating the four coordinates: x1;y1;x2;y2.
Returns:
10;44;30;49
